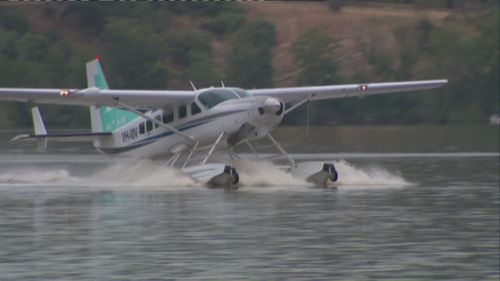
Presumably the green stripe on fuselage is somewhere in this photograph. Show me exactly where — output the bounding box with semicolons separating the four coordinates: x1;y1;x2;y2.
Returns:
94;61;138;132
99;107;139;132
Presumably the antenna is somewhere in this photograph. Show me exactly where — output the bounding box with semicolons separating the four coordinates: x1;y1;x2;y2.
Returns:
189;80;197;91
221;80;225;88
305;100;311;137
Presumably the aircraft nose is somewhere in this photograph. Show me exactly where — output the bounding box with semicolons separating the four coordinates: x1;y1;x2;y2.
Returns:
263;98;282;114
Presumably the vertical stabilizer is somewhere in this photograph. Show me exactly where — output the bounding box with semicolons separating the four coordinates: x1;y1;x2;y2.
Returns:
87;59;107;135
86;58;109;89
85;59;138;136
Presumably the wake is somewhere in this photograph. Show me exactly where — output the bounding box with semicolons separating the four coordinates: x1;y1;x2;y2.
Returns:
0;161;198;189
333;160;411;188
0;168;79;185
89;161;198;188
0;159;411;189
234;160;309;187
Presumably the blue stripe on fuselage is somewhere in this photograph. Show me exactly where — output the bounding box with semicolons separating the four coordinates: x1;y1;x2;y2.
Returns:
102;109;246;153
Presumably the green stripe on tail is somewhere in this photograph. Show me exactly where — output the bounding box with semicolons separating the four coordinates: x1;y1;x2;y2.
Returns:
86;59;138;132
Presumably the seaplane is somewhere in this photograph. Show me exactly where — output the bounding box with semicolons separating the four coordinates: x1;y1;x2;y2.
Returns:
0;59;447;187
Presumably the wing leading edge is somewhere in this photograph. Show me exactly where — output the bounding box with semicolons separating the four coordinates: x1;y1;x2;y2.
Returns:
0;87;196;108
247;79;448;104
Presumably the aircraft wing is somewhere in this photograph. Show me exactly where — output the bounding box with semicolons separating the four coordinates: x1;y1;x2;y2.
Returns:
0;80;447;108
247;80;448;104
0;88;196;108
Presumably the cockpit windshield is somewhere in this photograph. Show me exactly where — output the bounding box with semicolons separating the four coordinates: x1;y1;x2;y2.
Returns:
197;88;249;109
231;88;249;98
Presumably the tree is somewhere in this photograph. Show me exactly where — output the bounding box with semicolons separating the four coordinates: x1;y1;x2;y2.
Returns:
201;11;245;35
225;21;277;88
102;18;169;89
284;31;343;125
292;30;342;85
170;30;220;87
425;10;499;122
0;8;29;33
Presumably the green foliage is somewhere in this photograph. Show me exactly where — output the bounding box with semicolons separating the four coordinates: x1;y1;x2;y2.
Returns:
62;3;109;34
417;18;434;50
308;9;499;125
201;12;245;35
170;31;212;67
0;8;29;33
166;2;243;16
360;36;396;80
0;3;243;129
170;30;220;87
292;30;342;85
37;105;90;129
327;0;498;9
424;10;499;123
328;0;346;12
288;31;344;125
0;3;498;129
0;102;30;128
16;33;49;61
226;21;277;88
62;3;175;35
0;30;20;58
414;0;448;8
102;18;169;89
394;26;420;80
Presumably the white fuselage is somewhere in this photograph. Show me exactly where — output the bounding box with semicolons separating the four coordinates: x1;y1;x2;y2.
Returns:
96;88;284;159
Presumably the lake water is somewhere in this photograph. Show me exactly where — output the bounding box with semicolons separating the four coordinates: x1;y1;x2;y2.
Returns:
0;126;498;280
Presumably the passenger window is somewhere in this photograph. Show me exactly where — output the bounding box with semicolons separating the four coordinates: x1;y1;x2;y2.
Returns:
163;113;173;123
191;102;201;115
139;123;145;134
179;105;187;119
146;120;153;132
154;115;161;129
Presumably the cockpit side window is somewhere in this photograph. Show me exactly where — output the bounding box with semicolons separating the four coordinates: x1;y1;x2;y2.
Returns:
191;102;201;115
197;89;239;109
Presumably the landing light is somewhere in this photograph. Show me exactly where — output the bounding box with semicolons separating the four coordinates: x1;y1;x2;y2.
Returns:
59;89;70;96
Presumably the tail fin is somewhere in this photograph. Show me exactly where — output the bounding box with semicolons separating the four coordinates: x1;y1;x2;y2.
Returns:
86;59;138;134
86;58;109;90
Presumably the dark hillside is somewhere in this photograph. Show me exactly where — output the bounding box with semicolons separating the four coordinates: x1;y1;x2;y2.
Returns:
0;2;498;128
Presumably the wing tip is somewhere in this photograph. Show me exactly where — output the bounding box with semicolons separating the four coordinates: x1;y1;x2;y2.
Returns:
435;79;448;87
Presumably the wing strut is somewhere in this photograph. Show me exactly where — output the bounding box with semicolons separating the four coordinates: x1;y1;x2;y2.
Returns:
284;94;314;115
182;140;200;169
266;133;295;167
202;131;225;165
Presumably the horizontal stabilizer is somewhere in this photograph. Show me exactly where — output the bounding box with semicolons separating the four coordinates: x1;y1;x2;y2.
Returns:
11;131;112;143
